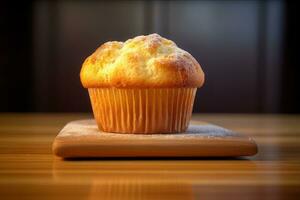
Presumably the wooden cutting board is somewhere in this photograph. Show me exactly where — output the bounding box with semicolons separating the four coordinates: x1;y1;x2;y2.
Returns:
52;119;257;158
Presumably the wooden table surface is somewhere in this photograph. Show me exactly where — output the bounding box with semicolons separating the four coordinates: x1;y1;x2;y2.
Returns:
0;113;300;200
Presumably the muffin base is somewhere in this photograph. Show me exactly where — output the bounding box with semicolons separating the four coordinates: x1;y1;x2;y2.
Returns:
88;88;197;134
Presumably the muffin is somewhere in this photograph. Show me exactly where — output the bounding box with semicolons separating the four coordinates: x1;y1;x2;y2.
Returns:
80;33;204;134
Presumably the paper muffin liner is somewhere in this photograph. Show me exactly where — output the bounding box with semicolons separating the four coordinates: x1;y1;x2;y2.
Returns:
88;88;197;134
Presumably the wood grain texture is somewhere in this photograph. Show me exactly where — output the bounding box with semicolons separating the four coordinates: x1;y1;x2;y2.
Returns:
53;119;257;158
0;113;300;199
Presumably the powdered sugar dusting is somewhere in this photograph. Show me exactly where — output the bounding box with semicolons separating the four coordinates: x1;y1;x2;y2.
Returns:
57;119;236;140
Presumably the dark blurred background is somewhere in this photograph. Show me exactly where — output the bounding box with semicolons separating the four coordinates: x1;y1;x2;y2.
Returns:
0;0;299;113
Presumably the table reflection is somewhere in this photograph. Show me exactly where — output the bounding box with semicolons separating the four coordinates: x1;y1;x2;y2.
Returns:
52;158;262;199
89;179;194;200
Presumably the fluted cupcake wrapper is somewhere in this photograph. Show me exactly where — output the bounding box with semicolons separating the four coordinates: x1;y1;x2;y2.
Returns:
88;88;197;134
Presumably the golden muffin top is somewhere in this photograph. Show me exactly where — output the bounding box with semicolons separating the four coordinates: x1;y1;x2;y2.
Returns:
80;33;204;88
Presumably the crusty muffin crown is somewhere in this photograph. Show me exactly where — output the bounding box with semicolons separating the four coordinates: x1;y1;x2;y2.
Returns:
80;33;205;88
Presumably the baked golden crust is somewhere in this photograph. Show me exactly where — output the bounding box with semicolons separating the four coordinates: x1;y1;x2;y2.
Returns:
80;34;205;88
